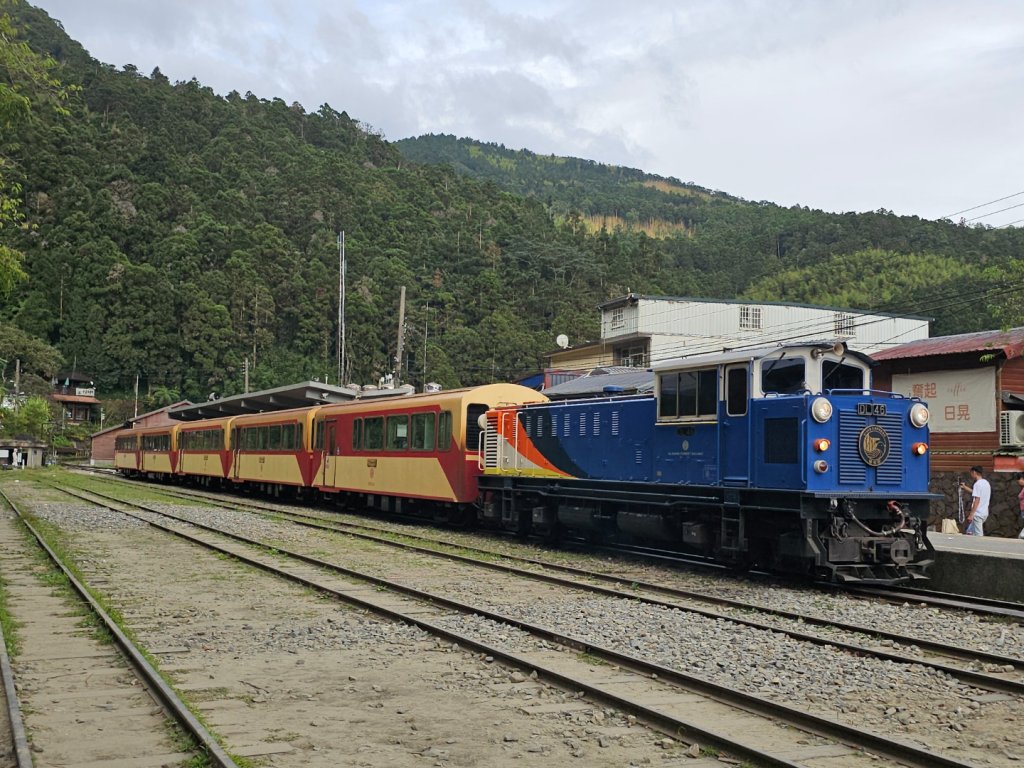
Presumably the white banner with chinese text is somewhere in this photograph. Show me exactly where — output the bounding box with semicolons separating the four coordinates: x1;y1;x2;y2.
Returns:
891;368;995;433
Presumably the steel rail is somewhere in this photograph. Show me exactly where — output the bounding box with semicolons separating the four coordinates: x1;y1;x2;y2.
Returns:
0;581;33;768
0;489;238;768
67;478;1024;688
57;483;983;768
845;585;1024;620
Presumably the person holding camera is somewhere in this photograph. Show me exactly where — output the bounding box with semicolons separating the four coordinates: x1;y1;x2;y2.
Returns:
959;466;991;536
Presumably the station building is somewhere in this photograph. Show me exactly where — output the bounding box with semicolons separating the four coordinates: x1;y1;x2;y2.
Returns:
872;327;1024;537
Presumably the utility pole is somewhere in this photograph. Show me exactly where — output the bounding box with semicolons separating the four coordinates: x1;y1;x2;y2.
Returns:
13;359;19;397
395;286;406;385
134;373;139;418
337;230;346;386
423;303;428;385
244;357;250;393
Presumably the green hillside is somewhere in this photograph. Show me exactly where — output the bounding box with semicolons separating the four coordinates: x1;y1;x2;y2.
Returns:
1;1;1022;408
397;134;1024;334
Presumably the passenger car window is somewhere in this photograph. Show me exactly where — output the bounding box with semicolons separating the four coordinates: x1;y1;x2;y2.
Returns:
411;413;435;451
387;415;409;450
364;417;384;450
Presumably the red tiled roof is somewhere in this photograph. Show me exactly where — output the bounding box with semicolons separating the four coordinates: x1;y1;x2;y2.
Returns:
872;327;1024;361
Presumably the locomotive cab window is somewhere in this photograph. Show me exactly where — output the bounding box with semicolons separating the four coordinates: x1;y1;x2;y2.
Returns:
726;366;749;416
658;368;717;421
822;360;866;391
761;356;806;395
351;419;362;451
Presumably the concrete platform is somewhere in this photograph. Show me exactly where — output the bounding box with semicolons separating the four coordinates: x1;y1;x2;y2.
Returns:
927;532;1024;603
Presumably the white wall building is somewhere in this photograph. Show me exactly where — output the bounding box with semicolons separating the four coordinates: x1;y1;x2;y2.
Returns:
548;295;929;372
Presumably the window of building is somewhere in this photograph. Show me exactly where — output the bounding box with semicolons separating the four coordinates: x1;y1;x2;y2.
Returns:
739;305;762;331
615;345;647;367
833;312;855;337
610;307;625;329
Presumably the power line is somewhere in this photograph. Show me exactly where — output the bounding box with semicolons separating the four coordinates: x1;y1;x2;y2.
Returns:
941;190;1024;220
964;200;1024;223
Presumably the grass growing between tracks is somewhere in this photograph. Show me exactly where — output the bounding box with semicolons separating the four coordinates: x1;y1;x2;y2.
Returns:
0;567;19;658
10;500;257;768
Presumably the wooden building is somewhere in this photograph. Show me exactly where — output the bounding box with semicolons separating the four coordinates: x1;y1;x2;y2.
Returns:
51;372;101;424
872;327;1024;536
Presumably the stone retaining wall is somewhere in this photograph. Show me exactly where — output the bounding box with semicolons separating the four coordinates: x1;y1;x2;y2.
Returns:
929;471;1023;538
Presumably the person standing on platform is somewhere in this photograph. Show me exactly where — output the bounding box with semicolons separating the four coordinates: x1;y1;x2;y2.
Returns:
959;466;991;536
1017;472;1024;539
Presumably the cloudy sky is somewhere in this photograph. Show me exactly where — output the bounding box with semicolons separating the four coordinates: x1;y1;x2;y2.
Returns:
31;0;1024;224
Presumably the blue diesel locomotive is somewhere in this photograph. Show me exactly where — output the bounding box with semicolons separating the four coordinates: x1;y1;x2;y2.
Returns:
478;342;936;583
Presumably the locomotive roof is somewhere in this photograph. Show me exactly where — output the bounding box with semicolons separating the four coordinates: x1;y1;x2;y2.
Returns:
650;341;875;372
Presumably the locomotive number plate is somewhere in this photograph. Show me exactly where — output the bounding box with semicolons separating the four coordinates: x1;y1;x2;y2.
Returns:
857;403;887;416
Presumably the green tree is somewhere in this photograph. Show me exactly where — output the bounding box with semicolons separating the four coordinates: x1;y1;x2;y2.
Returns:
0;2;76;295
2;394;52;439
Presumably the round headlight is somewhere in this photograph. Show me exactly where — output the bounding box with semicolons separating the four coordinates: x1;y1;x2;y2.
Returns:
811;397;833;423
909;403;929;428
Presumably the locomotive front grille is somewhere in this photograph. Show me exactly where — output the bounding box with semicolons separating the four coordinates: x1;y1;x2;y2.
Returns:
875;414;904;485
838;412;867;484
838;410;904;485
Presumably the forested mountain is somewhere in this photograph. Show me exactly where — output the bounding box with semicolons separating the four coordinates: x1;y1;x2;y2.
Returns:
397;135;1024;334
2;2;1023;406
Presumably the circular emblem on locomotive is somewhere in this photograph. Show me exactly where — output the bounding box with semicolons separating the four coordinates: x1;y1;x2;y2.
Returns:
858;424;890;467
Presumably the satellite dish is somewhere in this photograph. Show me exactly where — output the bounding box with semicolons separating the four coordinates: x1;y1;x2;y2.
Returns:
556;334;569;349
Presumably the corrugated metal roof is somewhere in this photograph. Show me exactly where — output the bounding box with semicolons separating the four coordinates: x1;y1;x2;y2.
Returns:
598;293;931;320
871;327;1024;361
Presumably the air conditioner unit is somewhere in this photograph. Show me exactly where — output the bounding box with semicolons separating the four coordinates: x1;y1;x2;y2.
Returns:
999;411;1024;447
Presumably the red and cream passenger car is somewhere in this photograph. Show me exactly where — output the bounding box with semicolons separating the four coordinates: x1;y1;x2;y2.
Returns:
312;384;546;518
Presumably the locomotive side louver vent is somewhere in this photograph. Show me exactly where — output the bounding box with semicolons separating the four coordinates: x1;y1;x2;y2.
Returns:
482;414;500;469
635;450;643;464
1000;411;1024;446
579;413;586;436
611;411;620;435
593;413;601;435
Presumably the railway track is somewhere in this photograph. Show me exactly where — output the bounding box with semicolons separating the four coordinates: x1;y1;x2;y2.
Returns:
0;487;237;768
44;477;1002;768
70;475;1024;691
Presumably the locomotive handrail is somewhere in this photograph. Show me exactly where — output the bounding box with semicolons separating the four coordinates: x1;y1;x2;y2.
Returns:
825;389;910;398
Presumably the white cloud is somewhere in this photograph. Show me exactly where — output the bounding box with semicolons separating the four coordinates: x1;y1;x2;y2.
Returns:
31;0;1024;223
